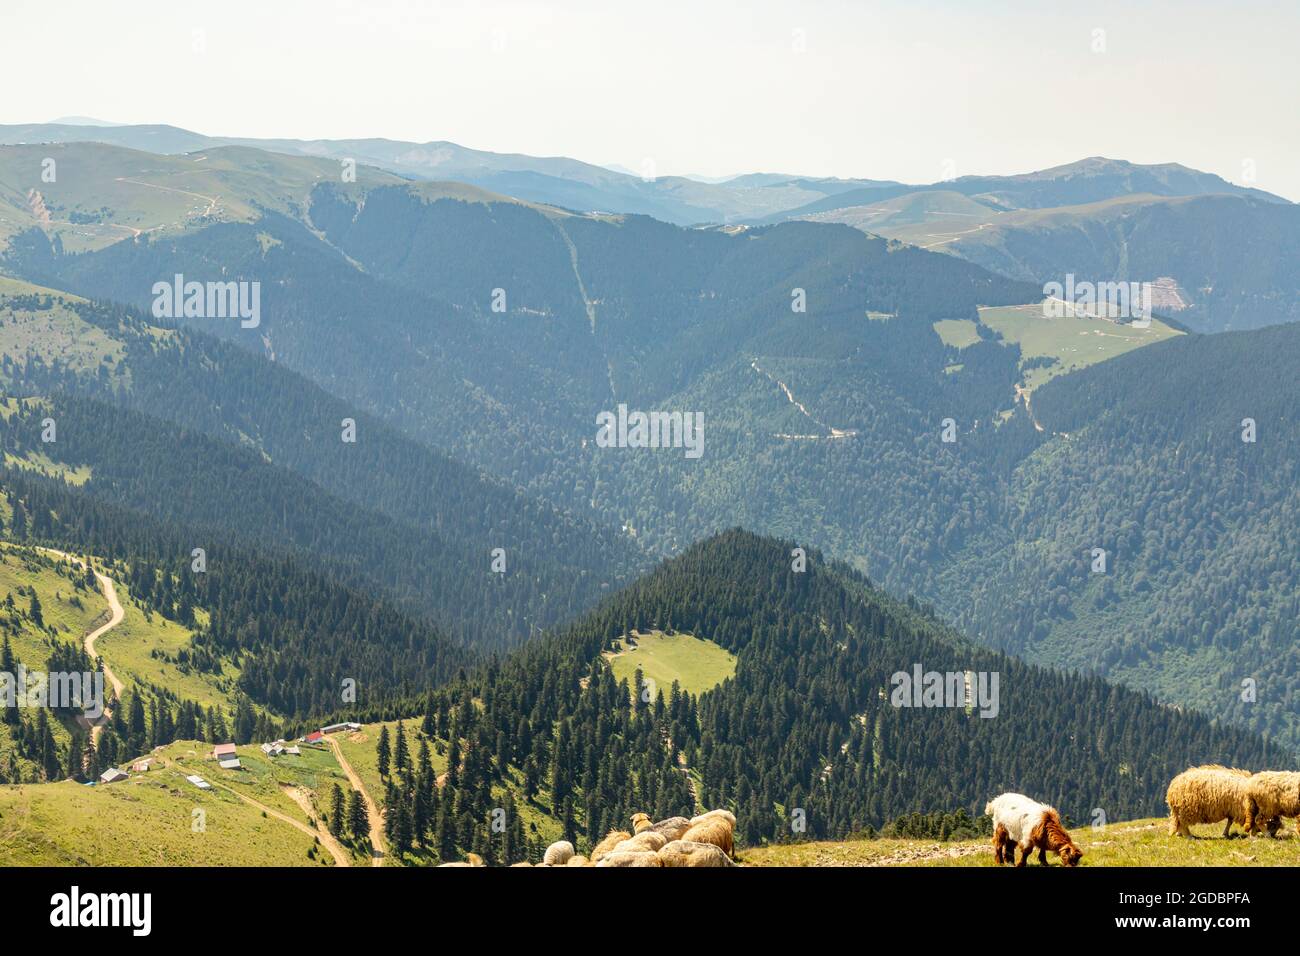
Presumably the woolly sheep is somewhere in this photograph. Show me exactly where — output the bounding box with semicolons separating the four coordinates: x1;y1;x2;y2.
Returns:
612;830;667;854
985;792;1082;867
689;808;736;828
649;816;692;841
1166;765;1255;837
590;830;632;862
543;840;576;866
1245;771;1300;836
595;850;662;867
565;855;591;867
658;839;736;867
679;817;734;859
630;812;653;834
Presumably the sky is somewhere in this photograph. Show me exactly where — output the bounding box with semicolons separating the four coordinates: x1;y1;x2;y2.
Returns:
5;0;1298;199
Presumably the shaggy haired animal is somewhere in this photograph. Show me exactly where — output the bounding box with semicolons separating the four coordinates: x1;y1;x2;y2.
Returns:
985;793;1082;867
595;850;662;867
613;830;667;854
543;840;575;866
690;809;736;829
649;816;692;842
1166;765;1255;837
657;840;736;867
679;817;734;859
590;830;632;862
565;855;591;867
1245;771;1300;836
630;813;653;834
992;823;1016;866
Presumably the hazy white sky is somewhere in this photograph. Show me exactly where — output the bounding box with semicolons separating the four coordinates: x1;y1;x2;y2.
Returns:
5;0;1298;198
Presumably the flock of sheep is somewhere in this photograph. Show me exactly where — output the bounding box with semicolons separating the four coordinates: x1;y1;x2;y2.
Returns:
439;809;738;867
438;766;1300;867
1167;765;1300;838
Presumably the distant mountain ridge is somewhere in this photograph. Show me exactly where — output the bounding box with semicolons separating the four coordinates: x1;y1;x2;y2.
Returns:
1;123;1284;226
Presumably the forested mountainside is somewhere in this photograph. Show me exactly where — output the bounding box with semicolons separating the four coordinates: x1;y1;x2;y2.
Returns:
0;462;475;783
358;530;1285;863
0;289;643;650
958;323;1299;740
5;151;1298;752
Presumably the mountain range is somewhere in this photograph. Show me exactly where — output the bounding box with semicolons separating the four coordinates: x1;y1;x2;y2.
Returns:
0;127;1295;865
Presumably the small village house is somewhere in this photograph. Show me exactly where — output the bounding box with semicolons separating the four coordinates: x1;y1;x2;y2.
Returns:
213;743;241;769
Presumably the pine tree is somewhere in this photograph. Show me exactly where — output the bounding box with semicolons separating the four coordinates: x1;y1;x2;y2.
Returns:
329;783;345;837
347;788;369;844
376;725;391;778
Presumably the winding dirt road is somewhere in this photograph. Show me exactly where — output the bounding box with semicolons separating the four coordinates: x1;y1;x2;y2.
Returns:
327;736;387;866
37;548;125;745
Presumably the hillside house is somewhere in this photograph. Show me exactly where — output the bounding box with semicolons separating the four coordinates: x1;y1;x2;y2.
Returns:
131;758;153;772
186;774;211;790
213;743;241;769
99;767;129;784
301;731;325;746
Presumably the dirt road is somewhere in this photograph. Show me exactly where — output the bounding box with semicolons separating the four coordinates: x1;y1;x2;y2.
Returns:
327;736;387;866
37;548;125;746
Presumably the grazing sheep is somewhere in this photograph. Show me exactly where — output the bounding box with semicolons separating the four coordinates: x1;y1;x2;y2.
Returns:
613;830;667;854
590;830;633;863
679;818;734;859
438;852;486;867
510;861;534;867
690;809;737;828
658;839;736;867
649;816;692;841
543;840;576;866
1245;771;1300;836
631;812;653;834
985;793;1082;867
595;850;662;867
992;823;1016;866
1166;765;1255;837
565;855;591;867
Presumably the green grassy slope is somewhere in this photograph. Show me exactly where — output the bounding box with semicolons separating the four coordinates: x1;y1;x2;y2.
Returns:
605;629;737;697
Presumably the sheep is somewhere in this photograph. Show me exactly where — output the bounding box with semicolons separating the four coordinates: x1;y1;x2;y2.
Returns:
590;830;632;863
649;816;692;841
1245;771;1300;836
689;808;736;829
612;830;667;854
658;839;737;867
595;850;662;867
565;855;591;867
630;812;653;834
543;840;576;866
985;793;1082;867
679;817;734;859
992;823;1016;866
1166;765;1256;837
437;851;486;867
